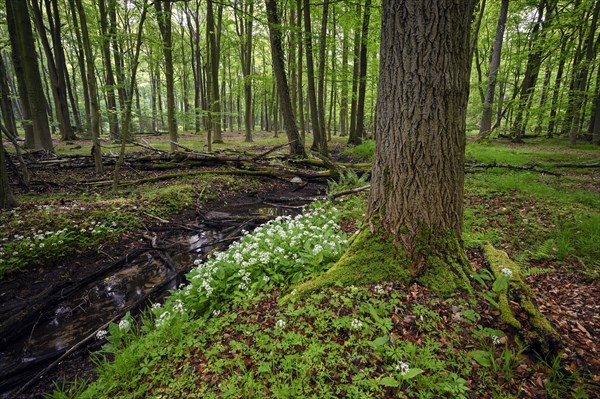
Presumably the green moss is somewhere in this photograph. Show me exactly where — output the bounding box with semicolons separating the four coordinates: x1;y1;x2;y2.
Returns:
482;244;561;353
285;225;473;302
283;228;411;302
414;229;473;296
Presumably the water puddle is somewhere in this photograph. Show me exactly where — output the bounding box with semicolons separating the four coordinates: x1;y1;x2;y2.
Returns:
0;200;308;396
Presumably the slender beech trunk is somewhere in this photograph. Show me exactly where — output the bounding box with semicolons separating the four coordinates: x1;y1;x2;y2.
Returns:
316;0;329;152
265;0;306;157
73;0;102;172
6;0;53;151
479;0;509;137
155;0;178;151
569;0;600;144
0;136;16;209
340;21;349;136
512;0;553;142
354;0;372;144
67;0;91;134
296;0;305;142
99;0;120;140
348;3;361;144
304;0;325;154
235;0;254;142
113;4;147;188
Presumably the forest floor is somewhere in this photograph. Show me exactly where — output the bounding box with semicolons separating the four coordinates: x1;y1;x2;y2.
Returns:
0;131;599;398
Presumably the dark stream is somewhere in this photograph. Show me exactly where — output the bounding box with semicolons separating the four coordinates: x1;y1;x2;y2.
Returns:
0;201;305;398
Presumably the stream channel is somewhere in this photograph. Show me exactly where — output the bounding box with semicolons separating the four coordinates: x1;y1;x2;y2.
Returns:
0;199;308;398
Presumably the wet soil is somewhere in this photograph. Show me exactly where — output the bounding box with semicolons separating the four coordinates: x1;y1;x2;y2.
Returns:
0;172;324;398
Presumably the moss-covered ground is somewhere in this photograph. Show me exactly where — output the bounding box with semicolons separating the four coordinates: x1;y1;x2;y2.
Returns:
2;133;598;398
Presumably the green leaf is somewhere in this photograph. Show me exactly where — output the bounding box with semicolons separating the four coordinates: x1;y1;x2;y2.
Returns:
492;275;510;293
470;350;492;367
401;368;423;380
378;376;399;387
369;335;389;349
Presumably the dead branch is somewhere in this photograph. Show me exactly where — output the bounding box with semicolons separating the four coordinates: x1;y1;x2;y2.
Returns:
465;162;562;176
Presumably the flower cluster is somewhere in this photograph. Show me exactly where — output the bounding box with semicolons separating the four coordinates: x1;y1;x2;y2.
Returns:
0;221;122;276
154;204;348;328
500;267;513;278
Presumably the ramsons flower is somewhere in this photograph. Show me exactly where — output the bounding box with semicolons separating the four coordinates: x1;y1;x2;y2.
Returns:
396;361;410;376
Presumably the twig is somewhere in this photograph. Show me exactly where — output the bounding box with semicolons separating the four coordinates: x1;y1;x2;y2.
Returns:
170;140;195;152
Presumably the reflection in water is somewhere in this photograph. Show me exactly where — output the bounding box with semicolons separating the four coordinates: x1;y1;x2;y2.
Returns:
0;200;308;396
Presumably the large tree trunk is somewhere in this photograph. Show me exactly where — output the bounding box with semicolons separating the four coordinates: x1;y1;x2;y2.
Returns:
0;55;18;138
366;0;473;291
479;0;509;137
265;0;306;157
6;0;54;151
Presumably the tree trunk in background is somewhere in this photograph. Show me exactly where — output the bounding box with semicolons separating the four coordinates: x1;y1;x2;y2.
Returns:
265;0;306;157
479;0;508;137
235;0;254;142
31;0;76;141
155;0;178;151
296;0;305;143
67;0;91;134
367;0;473;282
512;0;553;142
316;0;329;151
109;2;126;112
547;36;567;136
73;0;102;173
354;0;372;144
0;55;18;138
304;0;325;154
0;137;16;209
6;0;53;151
207;0;222;144
569;0;600;144
99;0;120;140
339;21;349;137
348;3;361;144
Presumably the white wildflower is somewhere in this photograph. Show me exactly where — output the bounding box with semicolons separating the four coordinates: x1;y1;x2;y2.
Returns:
501;267;513;278
350;318;363;330
95;329;108;340
118;319;131;331
396;361;410;376
275;319;286;329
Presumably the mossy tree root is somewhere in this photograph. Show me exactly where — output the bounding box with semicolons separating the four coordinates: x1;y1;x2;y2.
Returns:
482;244;562;355
283;227;473;302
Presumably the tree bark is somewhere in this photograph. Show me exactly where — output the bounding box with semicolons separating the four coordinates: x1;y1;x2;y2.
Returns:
207;0;222;145
98;0;120;140
155;0;178;151
73;0;102;173
354;0;372;144
0;137;16;209
265;0;306;157
303;0;326;155
234;0;254;143
6;0;54;151
367;0;473;277
67;0;91;135
348;3;361;144
316;0;330;152
479;0;509;137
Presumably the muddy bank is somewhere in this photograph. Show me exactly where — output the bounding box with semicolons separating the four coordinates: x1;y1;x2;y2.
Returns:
0;181;322;398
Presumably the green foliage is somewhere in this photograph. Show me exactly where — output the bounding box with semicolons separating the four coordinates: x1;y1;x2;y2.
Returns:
326;169;370;195
0;221;123;278
342;140;376;161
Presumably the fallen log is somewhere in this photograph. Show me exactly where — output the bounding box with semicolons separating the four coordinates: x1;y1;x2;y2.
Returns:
465;162;562;176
